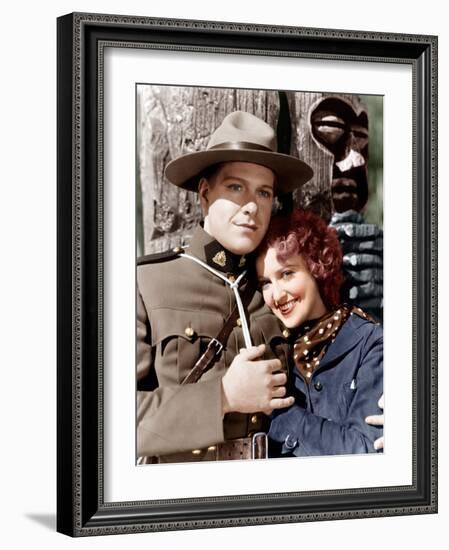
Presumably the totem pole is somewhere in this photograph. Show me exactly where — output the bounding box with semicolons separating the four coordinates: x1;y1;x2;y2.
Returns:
287;93;383;322
137;87;383;321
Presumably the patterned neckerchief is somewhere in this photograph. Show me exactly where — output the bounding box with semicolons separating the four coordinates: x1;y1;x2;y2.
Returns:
292;304;373;383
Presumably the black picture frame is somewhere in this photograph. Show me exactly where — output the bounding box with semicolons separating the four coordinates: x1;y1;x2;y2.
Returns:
57;12;438;536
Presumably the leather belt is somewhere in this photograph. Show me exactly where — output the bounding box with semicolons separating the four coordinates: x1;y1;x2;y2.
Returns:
139;433;268;464
216;432;268;460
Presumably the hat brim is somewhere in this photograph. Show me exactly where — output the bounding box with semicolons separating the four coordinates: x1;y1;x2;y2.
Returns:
164;149;314;194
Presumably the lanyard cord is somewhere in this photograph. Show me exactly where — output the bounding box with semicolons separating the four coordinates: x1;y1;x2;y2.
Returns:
179;252;253;348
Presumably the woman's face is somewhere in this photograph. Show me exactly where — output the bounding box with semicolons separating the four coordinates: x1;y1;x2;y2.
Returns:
256;247;328;329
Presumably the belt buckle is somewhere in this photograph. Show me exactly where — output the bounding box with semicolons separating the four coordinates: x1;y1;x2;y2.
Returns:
251;432;268;459
208;338;224;355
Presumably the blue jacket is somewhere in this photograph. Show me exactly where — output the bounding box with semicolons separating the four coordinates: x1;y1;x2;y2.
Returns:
268;313;383;457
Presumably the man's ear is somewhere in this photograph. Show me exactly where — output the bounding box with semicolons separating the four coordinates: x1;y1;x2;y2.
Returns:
198;178;209;214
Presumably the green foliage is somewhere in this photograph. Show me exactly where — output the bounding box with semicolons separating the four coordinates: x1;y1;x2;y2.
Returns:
363;95;384;228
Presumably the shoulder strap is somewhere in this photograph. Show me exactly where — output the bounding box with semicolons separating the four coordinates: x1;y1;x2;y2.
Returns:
137;247;184;266
181;281;255;385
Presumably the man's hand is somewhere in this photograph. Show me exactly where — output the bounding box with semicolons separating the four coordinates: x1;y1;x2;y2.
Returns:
221;344;294;416
365;394;384;450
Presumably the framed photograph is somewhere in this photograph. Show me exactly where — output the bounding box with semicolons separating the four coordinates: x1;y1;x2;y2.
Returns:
57;12;437;536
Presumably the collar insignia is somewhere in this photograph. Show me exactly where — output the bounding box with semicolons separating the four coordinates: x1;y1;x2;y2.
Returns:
212;250;227;267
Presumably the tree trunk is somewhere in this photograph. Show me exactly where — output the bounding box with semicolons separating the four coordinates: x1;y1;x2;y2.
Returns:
137;85;279;254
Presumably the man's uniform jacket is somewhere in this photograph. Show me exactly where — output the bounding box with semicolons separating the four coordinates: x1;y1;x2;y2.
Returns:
137;225;288;461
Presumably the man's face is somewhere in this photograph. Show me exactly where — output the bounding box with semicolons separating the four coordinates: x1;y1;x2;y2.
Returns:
199;162;275;255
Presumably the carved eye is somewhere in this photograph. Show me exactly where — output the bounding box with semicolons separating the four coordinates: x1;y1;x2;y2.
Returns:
313;114;346;145
351;124;369;150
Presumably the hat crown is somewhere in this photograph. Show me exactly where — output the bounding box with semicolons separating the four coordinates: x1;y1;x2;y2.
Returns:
208;111;277;152
164;109;313;194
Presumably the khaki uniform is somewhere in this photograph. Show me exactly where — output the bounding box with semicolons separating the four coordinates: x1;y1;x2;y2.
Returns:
137;225;288;462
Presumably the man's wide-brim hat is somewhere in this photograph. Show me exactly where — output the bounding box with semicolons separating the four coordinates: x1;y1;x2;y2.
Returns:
164;111;314;194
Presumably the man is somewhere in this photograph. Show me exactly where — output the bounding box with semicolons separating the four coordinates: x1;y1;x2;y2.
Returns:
136;110;313;463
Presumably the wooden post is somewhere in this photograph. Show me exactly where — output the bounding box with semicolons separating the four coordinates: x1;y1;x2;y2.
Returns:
137;85;278;253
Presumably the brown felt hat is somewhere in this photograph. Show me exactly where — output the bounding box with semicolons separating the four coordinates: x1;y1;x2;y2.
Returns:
164;111;313;194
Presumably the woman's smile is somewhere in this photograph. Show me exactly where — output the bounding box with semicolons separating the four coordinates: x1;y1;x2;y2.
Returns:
276;298;298;316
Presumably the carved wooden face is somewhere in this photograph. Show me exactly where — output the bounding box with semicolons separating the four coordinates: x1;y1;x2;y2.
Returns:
311;97;369;213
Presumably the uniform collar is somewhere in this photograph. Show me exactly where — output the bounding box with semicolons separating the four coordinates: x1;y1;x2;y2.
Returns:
187;225;247;275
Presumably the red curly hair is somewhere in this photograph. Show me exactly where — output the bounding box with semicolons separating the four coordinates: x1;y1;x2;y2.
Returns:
258;209;344;308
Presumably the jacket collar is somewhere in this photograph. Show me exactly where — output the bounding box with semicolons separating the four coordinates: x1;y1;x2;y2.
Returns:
187;224;247;275
313;314;365;372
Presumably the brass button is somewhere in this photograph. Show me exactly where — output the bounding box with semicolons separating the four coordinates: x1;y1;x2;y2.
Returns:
173;246;184;254
192;449;202;455
228;274;236;283
184;326;194;338
282;329;290;338
207;445;216;452
250;415;258;425
236;318;242;327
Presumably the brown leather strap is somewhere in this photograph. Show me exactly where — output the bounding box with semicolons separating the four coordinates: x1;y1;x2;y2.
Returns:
181;280;255;385
143;434;268;463
182;337;228;384
215;435;267;460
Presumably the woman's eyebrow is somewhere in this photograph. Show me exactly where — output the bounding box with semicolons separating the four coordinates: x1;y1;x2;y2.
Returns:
257;267;283;282
282;259;301;269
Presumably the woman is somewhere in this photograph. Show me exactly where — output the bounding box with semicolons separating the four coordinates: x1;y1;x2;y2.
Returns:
255;208;383;457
